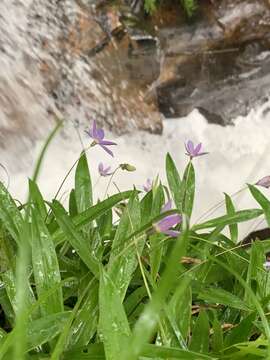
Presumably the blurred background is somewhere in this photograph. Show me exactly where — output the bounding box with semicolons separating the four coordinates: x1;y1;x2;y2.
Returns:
1;0;270;235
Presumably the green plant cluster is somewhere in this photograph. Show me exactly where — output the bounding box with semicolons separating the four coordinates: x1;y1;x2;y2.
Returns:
0;123;270;359
144;0;198;17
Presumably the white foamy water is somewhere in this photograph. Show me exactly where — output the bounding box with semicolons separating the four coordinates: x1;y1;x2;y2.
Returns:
3;100;270;238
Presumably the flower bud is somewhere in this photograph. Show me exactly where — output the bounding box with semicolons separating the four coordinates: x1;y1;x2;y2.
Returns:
256;176;270;189
120;163;136;172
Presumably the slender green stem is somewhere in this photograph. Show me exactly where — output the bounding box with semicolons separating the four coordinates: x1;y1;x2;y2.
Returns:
103;167;120;199
194;187;247;225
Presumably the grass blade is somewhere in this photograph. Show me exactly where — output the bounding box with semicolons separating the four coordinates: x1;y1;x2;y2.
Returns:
192;209;263;231
53;191;135;245
166;153;182;210
99;267;131;360
224;193;238;243
75;152;93;213
31;210;63;316
128;221;190;359
248;184;270;226
51;201;99;277
0;182;24;245
189;309;209;353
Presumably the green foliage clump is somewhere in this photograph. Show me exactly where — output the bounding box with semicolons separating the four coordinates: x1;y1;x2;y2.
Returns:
144;0;198;16
0;123;270;359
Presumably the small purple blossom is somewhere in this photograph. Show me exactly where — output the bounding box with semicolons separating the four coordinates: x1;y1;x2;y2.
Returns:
263;261;270;271
161;199;172;213
256;176;270;189
85;120;116;157
98;162;112;177
143;178;152;192
185;140;208;160
154;214;181;238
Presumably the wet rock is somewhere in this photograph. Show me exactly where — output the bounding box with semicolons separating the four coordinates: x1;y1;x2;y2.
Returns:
29;0;162;133
0;0;162;170
154;0;270;124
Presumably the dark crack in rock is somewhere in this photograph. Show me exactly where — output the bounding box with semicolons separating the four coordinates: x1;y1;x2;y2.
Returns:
152;0;270;124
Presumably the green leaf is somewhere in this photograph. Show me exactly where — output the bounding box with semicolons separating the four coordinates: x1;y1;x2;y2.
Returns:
248;184;270;226
149;233;164;283
192;209;263;231
189;309;209;353
69;189;78;217
29;180;47;219
75;152;92;213
63;342;216;360
67;279;99;349
50;201;99;277
140;191;153;225
2;269;35;319
144;0;156;13
198;287;251;311
166;278;191;348
0;182;24;245
141;344;215;359
224;312;256;347
63;343;105;360
53;191;135;245
13;223;32;359
245;240;265;306
0;284;15;326
128;225;189;359
124;287;147;316
166;153;182;210
211;312;223;354
151;184;164;217
27;312;71;351
181;0;198;17
224;193;238;243
31;210;63;316
96;208;112;238
108;195;143;301
209;256;270;346
99;267;131;360
180;162;195;219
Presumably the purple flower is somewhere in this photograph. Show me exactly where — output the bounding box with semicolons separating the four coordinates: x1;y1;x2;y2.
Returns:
185;140;208;159
143;178;152;192
98;162;112;177
154;214;181;238
86;120;116;157
256;176;270;189
263;261;270;271
161;199;172;213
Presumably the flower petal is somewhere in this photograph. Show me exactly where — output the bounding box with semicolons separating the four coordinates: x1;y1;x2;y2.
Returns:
96;128;105;140
196;152;209;157
157;214;181;232
92;120;98;138
100;144;114;157
186;140;194;154
99;140;117;146
162;199;172;213
256;176;270;189
263;261;270;270
104;166;111;173
194;143;202;155
143;178;152;192
98;162;104;173
164;229;180;238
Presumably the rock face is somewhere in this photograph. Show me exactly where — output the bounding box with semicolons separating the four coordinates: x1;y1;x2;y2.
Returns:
0;0;163;169
1;0;270;168
153;0;270;124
